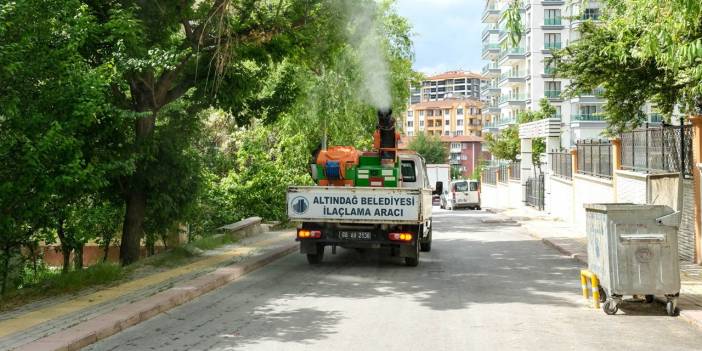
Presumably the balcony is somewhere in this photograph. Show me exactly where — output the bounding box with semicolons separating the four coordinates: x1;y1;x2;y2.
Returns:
544;42;562;51
482;63;501;77
482;24;500;39
543;18;563;26
572;114;605;122
544;90;562;99
499;93;527;106
482;5;500;23
497;116;517;126
482;43;501;59
499;47;526;63
499;70;527;86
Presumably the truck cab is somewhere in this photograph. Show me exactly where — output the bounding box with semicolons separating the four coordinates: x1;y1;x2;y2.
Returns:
288;152;440;267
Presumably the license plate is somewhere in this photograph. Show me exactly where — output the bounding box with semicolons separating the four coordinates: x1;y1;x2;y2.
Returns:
339;231;372;240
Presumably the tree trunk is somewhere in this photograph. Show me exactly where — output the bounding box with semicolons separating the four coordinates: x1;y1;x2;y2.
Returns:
1;244;10;295
57;218;72;274
120;190;146;265
119;104;156;266
74;244;84;270
102;233;113;263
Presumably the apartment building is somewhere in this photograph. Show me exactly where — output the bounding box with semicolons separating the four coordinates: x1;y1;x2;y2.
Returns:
480;0;663;148
398;135;487;178
409;71;483;104
403;97;485;138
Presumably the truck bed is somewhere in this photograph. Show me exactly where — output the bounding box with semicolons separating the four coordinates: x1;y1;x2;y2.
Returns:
287;186;431;224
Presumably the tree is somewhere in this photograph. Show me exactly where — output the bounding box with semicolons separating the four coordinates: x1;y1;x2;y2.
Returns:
66;1;357;265
550;1;702;133
408;133;448;164
0;0;129;285
484;126;519;162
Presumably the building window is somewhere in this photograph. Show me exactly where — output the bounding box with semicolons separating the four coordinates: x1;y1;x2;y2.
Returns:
407;131;413;136
419;110;425;117
427;110;434;117
544;9;561;25
444;109;450;116
457;108;464;115
445;119;450;126
545;81;561;98
583;8;600;20
544;33;561;50
444;131;449;136
456;130;463;136
407;111;413;117
407;121;413;127
457;119;464;126
451;143;461;149
419;120;424;127
454;78;465;84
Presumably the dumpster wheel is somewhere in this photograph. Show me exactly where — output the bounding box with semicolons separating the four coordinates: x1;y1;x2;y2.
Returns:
665;296;679;317
602;299;619;315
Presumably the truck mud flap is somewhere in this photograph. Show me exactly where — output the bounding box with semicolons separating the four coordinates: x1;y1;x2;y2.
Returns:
399;242;419;258
300;241;321;254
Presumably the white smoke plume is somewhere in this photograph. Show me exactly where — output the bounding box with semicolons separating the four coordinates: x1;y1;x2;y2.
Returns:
346;1;392;110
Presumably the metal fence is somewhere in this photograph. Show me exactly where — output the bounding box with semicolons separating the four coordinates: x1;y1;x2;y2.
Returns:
576;139;612;179
481;167;497;185
620;124;693;178
525;173;544;210
549;151;572;179
498;165;508;183
509;162;520;180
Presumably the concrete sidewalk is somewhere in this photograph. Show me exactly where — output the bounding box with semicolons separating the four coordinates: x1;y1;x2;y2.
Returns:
488;206;702;330
0;229;296;351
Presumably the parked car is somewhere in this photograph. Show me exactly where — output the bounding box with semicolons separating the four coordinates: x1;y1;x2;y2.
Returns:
440;180;481;210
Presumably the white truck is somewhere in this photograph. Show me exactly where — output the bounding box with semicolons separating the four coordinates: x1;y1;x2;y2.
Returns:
287;152;441;266
426;164;450;206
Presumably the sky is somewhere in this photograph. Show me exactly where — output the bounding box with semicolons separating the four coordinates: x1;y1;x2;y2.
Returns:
395;0;485;76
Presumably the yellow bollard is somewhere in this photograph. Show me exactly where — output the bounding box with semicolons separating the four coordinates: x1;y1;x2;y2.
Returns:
580;269;601;308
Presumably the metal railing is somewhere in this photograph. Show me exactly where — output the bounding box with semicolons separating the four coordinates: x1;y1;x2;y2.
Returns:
544;90;562;99
620;124;693;178
544;18;562;26
481;167;498;185
576;139;612;179
544;42;562;50
498;165;508;183
572;114;605;121
509;162;521;180
550;151;572;179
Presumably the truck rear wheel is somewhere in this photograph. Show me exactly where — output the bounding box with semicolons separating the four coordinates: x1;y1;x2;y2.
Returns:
420;226;432;252
306;245;324;264
404;242;420;267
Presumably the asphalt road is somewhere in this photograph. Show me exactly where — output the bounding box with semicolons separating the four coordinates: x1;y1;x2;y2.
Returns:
86;208;702;351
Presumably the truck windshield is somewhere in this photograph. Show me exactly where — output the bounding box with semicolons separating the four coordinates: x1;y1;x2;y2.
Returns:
401;160;416;182
453;181;469;192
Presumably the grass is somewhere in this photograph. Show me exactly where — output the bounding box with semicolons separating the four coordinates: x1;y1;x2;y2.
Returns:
1;263;125;311
0;232;242;311
191;234;238;251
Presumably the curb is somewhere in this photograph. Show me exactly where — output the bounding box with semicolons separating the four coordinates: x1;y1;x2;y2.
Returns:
15;243;297;351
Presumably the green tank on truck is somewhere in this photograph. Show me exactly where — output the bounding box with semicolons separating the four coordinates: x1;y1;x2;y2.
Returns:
287;152;442;267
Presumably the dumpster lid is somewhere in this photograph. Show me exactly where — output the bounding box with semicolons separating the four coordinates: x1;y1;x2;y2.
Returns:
583;203;673;212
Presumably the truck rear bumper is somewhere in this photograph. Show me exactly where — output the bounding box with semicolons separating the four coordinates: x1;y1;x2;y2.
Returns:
298;239;417;257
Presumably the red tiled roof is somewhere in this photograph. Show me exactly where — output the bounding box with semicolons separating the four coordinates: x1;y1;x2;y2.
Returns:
425;70;484;80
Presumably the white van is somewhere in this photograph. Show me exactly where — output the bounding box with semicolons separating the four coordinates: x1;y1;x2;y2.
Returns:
440;179;480;210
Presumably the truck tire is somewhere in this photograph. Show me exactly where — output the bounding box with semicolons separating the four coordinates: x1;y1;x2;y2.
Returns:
420;226;432;252
404;242;420;267
306;245;324;264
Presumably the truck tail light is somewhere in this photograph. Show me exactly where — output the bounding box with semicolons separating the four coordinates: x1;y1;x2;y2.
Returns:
388;232;413;242
298;229;322;239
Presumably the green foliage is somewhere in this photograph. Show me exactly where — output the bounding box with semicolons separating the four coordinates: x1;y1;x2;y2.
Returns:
484;126;520;162
517;98;557;123
552;0;702;133
503;0;524;48
407;133;448;164
531;138;546;170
